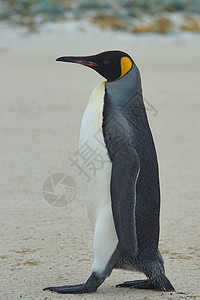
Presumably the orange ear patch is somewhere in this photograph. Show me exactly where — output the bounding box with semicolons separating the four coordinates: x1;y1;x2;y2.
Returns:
117;56;133;80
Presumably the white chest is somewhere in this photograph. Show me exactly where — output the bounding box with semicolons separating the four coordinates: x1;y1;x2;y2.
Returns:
79;82;112;228
78;82;118;274
79;82;107;154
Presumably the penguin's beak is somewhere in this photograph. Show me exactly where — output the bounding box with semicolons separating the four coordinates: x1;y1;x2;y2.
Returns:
56;56;98;68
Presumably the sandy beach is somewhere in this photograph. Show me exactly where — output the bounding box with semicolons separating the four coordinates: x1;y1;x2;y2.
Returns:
0;22;200;299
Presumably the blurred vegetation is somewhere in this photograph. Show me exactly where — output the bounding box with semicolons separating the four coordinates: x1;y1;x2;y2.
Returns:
120;0;200;13
0;0;68;26
0;0;200;32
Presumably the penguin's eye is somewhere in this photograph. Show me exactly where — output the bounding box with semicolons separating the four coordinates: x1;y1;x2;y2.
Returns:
102;60;111;66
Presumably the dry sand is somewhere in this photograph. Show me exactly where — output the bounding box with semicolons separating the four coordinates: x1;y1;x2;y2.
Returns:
0;22;200;300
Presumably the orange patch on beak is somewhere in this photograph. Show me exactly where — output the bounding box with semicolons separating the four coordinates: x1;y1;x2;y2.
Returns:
75;61;98;67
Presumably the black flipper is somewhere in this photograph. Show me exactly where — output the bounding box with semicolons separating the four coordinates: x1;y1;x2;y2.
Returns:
43;272;105;294
111;145;139;257
103;107;140;257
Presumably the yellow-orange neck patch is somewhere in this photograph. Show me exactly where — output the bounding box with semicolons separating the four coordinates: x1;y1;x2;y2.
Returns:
117;56;133;80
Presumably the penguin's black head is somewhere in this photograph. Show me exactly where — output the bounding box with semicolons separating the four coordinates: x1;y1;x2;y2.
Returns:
56;50;133;82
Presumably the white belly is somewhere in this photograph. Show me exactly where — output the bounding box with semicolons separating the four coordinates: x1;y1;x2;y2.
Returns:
79;82;118;275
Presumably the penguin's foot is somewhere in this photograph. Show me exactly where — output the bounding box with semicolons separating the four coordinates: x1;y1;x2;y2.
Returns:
43;273;105;294
116;279;156;290
43;283;96;294
116;278;175;292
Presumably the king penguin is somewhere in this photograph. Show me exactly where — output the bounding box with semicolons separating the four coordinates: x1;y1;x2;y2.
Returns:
43;50;175;294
